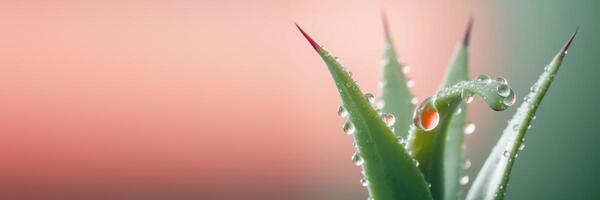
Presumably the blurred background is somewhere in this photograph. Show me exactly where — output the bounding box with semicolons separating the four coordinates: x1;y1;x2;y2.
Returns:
0;0;598;199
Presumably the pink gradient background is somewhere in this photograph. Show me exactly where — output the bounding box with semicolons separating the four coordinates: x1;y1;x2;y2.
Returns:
0;1;506;199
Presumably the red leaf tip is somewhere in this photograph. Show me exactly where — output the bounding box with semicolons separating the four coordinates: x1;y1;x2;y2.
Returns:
295;23;320;51
559;28;578;57
463;17;474;46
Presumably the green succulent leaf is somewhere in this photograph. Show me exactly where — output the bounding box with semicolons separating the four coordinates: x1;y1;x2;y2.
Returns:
466;30;577;200
296;24;433;200
441;19;472;200
408;76;516;200
378;13;415;139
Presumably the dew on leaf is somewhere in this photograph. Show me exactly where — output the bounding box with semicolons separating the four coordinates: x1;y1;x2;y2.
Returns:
460;175;470;185
343;121;355;135
495;76;508;85
464;122;476;135
352;152;363;166
381;113;396;127
406;79;415;88
412;97;439;131
364;93;375;104
360;178;369;187
496;84;510;97
337;106;348;118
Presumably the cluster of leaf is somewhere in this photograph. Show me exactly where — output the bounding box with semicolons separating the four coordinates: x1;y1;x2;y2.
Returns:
296;15;576;200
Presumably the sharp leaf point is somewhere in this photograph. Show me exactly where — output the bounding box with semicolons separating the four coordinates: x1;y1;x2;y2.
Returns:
295;23;320;51
463;17;474;46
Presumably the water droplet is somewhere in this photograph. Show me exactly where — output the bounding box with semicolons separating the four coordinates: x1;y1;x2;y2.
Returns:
360;178;369;187
496;84;510;97
377;101;385;109
382;113;396;127
466;96;474;104
544;65;550;71
377;81;386;89
463;159;472;169
402;66;411;74
527;124;532;129
415;160;420;167
461;90;474;103
456;107;462;115
343;122;355;135
464;122;476;135
476;74;491;82
512;124;520;131
532;116;537;120
495;76;508;85
428;183;432;188
348;71;353;77
364;93;375;104
503;89;516;107
398;138;407;146
337;106;348;118
503;151;510;157
411;97;419;105
352;152;363;166
519;144;525;151
530;86;538;93
406;79;415;88
412;97;440;131
460;176;470;185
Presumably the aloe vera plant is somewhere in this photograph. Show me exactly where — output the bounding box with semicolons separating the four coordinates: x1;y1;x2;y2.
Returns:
296;15;577;200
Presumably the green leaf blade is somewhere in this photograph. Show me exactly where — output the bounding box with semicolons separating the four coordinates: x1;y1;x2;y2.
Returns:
296;24;433;200
466;30;577;200
441;20;472;200
378;13;415;139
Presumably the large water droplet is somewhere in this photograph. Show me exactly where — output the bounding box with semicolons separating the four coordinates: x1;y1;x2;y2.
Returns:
476;74;491;82
496;84;510;97
343;121;355;135
503;89;516;107
464;122;476;135
352;152;363;166
382;113;396;127
364;93;375;104
412;97;440;131
495;76;508;85
460;176;470;185
337;106;348;118
360;178;369;187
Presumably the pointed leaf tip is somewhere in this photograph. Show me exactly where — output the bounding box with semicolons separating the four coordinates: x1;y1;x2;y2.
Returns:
295;23;320;51
381;10;391;40
463;17;474;46
559;28;578;57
